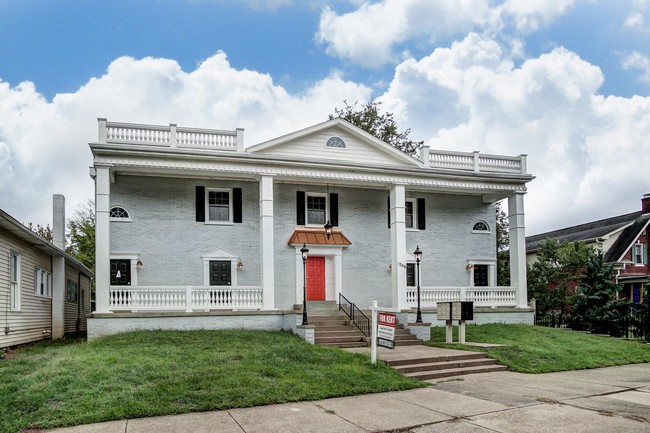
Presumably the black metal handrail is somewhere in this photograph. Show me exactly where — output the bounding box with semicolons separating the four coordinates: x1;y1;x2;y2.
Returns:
339;293;371;337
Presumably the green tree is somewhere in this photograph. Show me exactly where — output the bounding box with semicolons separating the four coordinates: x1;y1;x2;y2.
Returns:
495;201;510;286
573;252;623;334
66;200;95;272
26;222;53;242
527;239;594;319
330;100;423;156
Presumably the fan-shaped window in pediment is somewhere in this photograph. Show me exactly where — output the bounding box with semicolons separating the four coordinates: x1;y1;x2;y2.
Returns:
326;136;346;149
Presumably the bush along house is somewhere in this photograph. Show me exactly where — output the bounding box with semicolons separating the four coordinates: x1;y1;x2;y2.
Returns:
88;117;534;341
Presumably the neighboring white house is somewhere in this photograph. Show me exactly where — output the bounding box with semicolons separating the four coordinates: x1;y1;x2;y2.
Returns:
1;196;93;348
88;118;534;339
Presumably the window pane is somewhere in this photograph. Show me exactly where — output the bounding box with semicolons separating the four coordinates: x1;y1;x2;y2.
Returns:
208;191;230;221
307;196;326;225
405;202;414;229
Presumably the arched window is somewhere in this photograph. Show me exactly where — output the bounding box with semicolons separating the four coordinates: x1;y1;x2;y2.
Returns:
325;136;346;149
472;221;489;232
109;206;131;221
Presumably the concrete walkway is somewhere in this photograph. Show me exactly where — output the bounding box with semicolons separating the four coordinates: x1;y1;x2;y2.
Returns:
46;359;650;433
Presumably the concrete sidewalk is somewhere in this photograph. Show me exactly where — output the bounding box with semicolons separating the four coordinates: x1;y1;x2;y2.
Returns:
47;362;650;433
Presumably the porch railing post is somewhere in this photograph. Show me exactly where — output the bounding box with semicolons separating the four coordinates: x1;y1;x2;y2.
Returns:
185;285;193;312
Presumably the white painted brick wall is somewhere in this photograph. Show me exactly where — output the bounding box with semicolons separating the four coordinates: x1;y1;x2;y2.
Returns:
110;176;498;310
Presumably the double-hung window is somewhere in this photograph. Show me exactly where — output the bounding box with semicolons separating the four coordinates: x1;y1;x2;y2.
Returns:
66;279;79;303
10;251;21;310
35;269;52;298
633;244;645;265
207;189;231;223
405;199;416;229
306;194;327;225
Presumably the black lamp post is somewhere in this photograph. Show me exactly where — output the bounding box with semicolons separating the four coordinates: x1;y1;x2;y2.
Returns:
301;243;310;325
414;245;423;323
324;220;333;240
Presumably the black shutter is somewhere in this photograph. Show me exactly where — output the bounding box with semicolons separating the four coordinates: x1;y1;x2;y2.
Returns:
417;198;426;230
297;191;305;225
233;188;243;223
330;193;339;226
387;195;391;229
196;186;205;222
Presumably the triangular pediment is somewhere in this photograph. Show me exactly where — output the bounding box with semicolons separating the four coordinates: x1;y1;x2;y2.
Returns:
202;248;238;260
247;118;422;167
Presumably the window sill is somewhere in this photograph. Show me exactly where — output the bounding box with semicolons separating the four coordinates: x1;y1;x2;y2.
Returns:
472;230;492;234
406;228;420;232
34;294;52;300
110;218;132;223
205;221;234;226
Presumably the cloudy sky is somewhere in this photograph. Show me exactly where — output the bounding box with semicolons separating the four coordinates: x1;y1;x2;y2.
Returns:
1;0;649;236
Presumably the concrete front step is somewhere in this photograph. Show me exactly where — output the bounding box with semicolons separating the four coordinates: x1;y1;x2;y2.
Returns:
385;353;486;367
318;341;369;348
315;331;365;339
394;339;424;346
405;364;508;381
315;335;367;344
393;358;498;374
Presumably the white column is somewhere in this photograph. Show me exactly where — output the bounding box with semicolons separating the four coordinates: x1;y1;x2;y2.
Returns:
259;175;275;309
390;184;407;309
508;192;528;308
94;165;112;313
334;252;342;303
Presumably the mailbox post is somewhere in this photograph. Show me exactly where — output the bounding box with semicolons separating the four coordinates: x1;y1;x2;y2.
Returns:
437;301;473;343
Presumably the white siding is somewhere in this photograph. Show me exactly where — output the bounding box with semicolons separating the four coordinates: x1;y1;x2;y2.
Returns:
258;128;409;166
0;231;53;348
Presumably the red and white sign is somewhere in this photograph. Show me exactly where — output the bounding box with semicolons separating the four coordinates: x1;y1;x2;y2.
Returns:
377;312;397;349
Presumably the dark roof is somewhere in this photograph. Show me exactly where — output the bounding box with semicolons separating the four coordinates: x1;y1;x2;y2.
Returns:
0;209;94;278
526;211;643;252
604;214;650;262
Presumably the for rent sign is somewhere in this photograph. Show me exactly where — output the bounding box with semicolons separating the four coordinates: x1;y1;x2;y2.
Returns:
377;312;397;349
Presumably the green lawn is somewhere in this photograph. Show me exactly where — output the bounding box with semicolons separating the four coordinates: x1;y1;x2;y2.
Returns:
0;330;422;433
428;324;650;374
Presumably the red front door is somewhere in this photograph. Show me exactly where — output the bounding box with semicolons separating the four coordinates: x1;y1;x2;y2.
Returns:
306;257;326;300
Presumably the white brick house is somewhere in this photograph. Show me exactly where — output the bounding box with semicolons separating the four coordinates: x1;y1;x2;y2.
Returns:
88;118;533;338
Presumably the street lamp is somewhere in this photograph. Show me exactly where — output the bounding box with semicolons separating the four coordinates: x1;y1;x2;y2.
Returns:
414;245;423;323
324;220;333;240
301;243;310;325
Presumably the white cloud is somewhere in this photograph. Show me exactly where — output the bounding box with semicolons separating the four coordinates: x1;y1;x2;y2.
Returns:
317;0;581;68
378;33;649;234
622;51;650;83
2;36;649;237
0;52;370;228
624;11;645;29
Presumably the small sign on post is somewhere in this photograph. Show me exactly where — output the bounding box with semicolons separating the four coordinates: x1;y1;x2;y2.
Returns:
370;301;401;364
377;312;397;349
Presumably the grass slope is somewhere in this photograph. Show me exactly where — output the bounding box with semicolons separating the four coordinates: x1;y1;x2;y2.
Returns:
0;330;422;433
429;324;650;374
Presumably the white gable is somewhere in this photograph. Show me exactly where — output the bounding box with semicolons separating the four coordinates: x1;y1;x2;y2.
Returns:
201;248;238;260
248;119;421;167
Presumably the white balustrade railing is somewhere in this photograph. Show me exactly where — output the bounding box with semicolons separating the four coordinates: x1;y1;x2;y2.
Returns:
109;286;263;311
98;119;242;152
426;149;527;175
406;286;517;308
